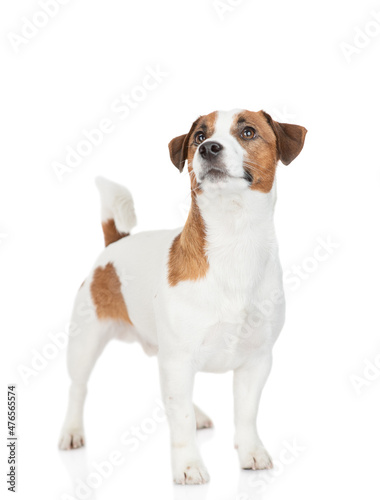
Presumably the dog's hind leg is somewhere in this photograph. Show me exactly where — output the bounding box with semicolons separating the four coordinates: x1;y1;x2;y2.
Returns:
58;318;113;450
194;404;213;430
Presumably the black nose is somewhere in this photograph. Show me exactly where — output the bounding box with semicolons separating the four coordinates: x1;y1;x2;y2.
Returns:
199;141;223;160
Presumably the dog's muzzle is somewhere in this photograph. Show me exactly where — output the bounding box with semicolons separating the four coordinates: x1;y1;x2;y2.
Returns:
198;141;228;182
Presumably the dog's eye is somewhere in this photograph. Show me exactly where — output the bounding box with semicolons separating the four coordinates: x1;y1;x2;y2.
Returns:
241;127;256;140
194;131;206;144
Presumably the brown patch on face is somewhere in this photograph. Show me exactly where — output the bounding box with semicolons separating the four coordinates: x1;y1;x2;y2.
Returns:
231;110;307;193
101;219;129;247
168;111;217;193
231;110;278;193
261;111;307;166
90;262;132;324
187;112;217;193
167;197;209;287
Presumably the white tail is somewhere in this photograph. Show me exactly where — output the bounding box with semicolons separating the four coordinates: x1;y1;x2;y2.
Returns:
95;176;137;246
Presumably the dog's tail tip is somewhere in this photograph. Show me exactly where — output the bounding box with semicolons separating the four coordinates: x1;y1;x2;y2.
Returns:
95;176;137;247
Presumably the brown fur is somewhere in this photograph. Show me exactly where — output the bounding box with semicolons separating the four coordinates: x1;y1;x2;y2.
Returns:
167;113;217;286
230;110;279;193
187;112;217;193
168;111;217;192
230;110;307;193
168;196;209;287
101;219;129;247
261;111;307;166
90;262;132;324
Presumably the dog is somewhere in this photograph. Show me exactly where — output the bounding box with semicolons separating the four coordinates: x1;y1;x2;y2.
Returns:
59;108;307;485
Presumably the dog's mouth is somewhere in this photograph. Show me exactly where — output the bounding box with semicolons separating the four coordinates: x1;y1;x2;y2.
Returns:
242;169;253;184
199;167;254;186
199;167;228;183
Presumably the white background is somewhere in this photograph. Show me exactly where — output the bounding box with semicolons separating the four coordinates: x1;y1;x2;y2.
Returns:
1;0;380;499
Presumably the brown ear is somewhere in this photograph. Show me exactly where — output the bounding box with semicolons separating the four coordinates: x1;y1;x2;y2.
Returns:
168;119;199;172
262;111;307;165
168;134;188;172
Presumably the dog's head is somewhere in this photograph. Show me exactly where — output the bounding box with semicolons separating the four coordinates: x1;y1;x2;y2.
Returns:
169;109;307;194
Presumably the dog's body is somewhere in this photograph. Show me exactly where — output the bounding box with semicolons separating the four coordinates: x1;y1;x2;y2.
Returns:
59;109;307;484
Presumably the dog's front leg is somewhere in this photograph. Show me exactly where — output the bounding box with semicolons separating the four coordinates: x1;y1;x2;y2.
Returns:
233;352;273;470
159;355;209;485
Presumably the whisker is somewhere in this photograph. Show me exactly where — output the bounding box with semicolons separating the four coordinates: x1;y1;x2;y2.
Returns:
243;159;274;171
243;162;274;180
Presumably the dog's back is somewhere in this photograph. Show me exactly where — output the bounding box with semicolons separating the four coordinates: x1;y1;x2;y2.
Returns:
73;178;179;351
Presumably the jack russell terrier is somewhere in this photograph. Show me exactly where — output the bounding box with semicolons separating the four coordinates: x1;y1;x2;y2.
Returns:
59;109;307;485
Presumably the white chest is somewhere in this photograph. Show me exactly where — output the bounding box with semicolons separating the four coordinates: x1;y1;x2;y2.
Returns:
158;188;285;373
188;233;283;372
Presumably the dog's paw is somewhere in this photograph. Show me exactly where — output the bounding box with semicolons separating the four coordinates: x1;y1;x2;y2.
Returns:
58;427;85;450
194;405;213;430
173;461;210;485
238;445;273;470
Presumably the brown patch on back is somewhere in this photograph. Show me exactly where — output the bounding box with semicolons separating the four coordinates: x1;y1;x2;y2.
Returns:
102;219;129;247
90;262;132;324
231;110;278;193
168;196;209;287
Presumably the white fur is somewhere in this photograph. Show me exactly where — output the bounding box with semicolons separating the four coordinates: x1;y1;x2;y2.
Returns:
59;111;288;485
95;176;137;233
192;109;246;182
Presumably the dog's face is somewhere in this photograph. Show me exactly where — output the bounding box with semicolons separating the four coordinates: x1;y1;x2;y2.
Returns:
169;109;307;194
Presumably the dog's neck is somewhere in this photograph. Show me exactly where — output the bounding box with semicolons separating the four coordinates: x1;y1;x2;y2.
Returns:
168;182;278;287
197;182;277;228
195;179;277;242
189;180;277;261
